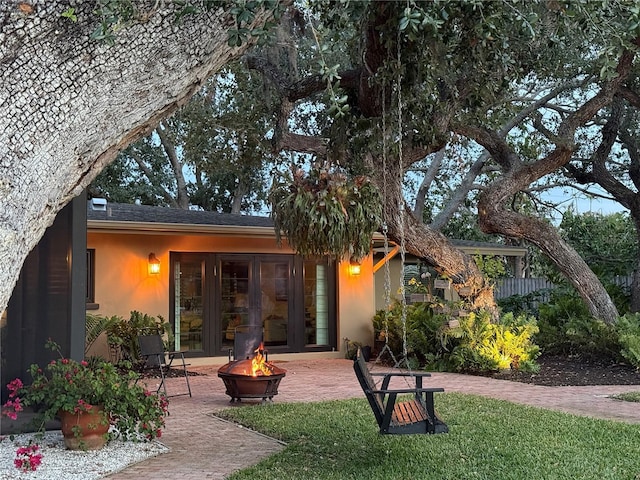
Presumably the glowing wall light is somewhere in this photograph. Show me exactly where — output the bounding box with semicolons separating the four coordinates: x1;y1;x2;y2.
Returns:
148;253;161;275
348;258;362;276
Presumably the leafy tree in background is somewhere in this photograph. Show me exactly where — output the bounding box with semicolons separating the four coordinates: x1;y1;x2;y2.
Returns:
92;61;275;214
560;210;637;280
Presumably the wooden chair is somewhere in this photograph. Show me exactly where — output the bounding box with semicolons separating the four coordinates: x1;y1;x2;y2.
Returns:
353;348;448;435
138;334;192;398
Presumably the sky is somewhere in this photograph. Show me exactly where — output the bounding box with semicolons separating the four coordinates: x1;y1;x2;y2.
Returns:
542;185;627;224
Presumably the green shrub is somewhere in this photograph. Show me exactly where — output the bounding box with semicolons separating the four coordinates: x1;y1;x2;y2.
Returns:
536;287;592;355
534;287;621;360
372;302;539;373
85;313;119;356
107;311;170;365
563;316;620;360
616;313;640;368
443;310;539;373
497;289;551;317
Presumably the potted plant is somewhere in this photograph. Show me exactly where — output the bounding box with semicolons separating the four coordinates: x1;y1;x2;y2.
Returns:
2;340;168;452
407;274;432;304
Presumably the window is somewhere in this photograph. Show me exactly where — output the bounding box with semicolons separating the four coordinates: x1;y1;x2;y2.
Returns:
86;249;98;309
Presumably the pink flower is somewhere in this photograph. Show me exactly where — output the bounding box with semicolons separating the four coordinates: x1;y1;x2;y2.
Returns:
80;360;88;367
14;445;42;472
7;378;23;396
2;397;23;420
5;410;17;420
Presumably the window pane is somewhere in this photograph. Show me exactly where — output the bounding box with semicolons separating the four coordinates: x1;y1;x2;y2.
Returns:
304;260;329;346
261;261;289;347
220;260;251;351
174;259;203;352
86;249;95;303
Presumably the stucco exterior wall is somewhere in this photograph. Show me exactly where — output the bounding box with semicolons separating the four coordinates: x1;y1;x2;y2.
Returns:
87;231;375;362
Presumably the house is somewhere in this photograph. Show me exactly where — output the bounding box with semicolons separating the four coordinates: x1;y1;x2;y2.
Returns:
2;195;527;404
86;201;375;365
372;238;528;311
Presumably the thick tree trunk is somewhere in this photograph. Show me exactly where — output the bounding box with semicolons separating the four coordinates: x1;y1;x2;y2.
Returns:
478;170;620;324
469;48;636;325
0;1;274;314
373;166;495;311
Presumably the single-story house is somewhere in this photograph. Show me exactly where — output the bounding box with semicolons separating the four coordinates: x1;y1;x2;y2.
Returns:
86;200;375;365
2;194;527;404
372;239;528;311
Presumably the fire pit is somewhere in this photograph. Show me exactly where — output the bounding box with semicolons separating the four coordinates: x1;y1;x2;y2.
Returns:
218;343;286;403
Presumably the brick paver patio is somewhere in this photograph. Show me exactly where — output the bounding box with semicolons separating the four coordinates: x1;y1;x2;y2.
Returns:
106;359;640;479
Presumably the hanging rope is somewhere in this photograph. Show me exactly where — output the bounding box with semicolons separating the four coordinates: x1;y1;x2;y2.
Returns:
376;82;399;369
371;12;413;377
395;14;413;374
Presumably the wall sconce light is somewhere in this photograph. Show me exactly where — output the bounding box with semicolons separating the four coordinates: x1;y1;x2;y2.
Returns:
148;253;161;275
349;258;362;276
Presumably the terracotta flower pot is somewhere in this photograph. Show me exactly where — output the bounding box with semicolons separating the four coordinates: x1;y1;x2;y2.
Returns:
59;405;109;450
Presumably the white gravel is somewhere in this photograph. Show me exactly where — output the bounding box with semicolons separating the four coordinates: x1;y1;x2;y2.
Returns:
0;431;168;479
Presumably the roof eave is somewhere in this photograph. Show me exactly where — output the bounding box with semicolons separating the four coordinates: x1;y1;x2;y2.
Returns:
87;220;277;237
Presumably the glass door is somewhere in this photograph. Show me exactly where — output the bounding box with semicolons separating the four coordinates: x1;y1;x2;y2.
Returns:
259;259;292;348
172;255;205;353
219;258;253;354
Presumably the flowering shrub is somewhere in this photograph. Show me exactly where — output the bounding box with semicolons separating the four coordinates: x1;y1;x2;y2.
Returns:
14;444;43;472
2;340;168;471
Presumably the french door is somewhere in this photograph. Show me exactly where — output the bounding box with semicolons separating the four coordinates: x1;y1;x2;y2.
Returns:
171;253;335;356
219;256;293;355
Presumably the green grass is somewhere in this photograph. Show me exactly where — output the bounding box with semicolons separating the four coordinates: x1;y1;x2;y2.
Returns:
611;391;640;402
217;394;640;480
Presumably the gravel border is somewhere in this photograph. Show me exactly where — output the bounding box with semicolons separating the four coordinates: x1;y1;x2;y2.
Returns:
0;431;168;479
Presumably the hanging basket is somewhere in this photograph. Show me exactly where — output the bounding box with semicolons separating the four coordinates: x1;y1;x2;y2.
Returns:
269;165;382;260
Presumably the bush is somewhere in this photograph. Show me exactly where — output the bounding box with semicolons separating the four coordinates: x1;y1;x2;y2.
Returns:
497;289;551;317
106;311;170;366
616;313;640;368
443;310;539;373
372;301;539;373
535;288;620;360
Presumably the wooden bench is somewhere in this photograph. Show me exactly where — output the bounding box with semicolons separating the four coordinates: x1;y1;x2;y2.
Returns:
353;349;448;435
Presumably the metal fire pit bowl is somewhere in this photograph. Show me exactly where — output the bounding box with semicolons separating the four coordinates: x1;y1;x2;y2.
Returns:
217;359;286;403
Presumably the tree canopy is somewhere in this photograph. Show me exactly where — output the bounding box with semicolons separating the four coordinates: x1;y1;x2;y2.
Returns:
0;0;280;314
5;1;640;325
238;0;640;321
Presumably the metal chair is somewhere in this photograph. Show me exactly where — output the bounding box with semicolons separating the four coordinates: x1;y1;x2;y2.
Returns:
138;334;192;398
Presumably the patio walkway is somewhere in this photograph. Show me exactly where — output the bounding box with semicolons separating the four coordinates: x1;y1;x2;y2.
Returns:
106;359;640;479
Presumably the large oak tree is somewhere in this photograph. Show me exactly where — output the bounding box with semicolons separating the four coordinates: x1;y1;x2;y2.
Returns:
250;1;639;322
0;1;278;314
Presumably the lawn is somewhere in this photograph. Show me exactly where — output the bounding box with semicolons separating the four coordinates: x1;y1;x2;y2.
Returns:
611;391;640;402
217;393;640;480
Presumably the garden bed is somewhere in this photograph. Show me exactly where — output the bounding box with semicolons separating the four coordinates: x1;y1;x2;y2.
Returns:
489;354;640;386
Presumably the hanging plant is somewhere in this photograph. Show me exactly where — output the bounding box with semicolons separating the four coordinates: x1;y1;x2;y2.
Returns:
269;164;382;260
